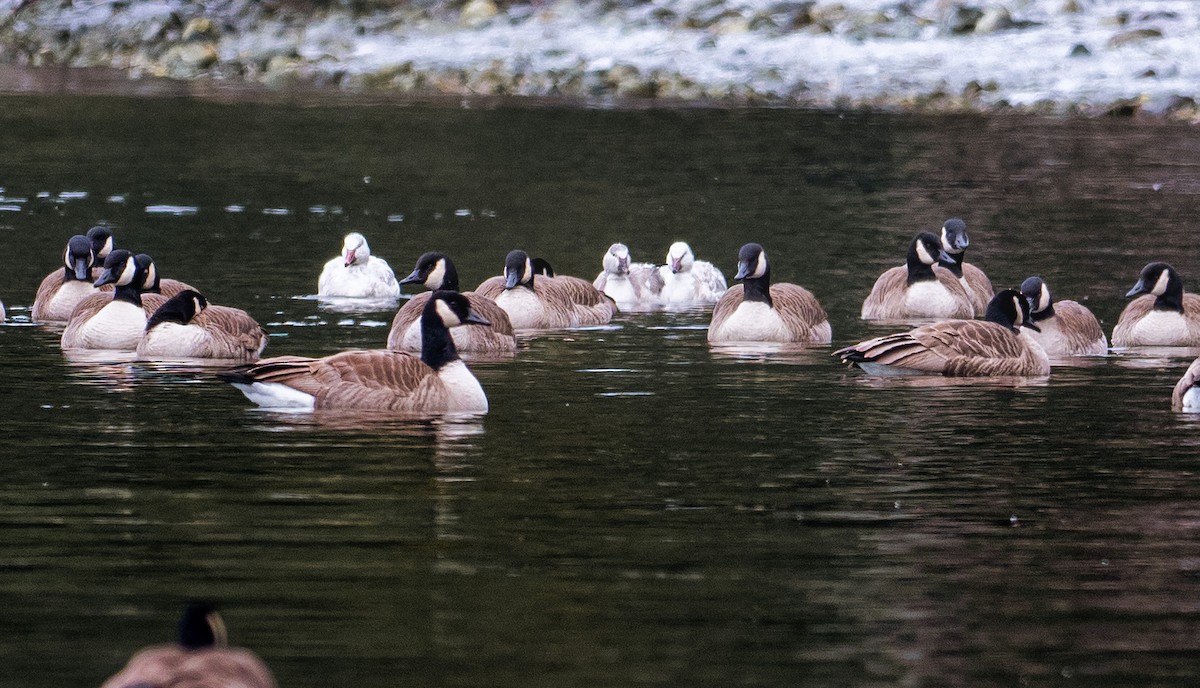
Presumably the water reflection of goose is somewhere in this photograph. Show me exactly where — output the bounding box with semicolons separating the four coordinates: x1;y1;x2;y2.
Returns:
1112;262;1200;347
137;290;268;362
317;232;401;300
860;232;973;320
1018;276;1107;356
388;252;516;354
475;249;617;330
221;291;490;413
100;603;275;688
836;289;1050;378
707;242;831;344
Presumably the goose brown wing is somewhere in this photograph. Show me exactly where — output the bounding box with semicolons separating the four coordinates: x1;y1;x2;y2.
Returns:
32;270;66;321
546;274;612;307
463;292;515;336
157;278;198;298
770;283;829;338
1184;294;1200;343
860;266;908;319
709;284;744;324
1055;300;1107;347
963;263;994;306
100;645;276;688
195;304;268;359
473;276;506;300
386;293;430;350
1111;294;1156;345
238;350;436;409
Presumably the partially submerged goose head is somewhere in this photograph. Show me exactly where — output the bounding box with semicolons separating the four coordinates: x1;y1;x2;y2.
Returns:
603;243;632;276
341;232;371;267
940;217;970;255
63;234;94;281
666;241;695;274
503;250;535;290
87;225;114;263
401;252;459;291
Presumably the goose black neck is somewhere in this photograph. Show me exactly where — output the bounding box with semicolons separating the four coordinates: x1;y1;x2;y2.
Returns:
1032;302;1055;321
939;249;965;278
113;283;143;307
906;249;938;285
146;300;194;330
1154;275;1185;312
984;300;1018;332
742;269;772;306
420;307;460;370
440;259;461;292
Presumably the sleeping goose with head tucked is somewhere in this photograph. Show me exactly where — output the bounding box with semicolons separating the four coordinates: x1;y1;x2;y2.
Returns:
475;250;617;330
387;252;516;353
317;232;401;300
137;290;268;361
860;231;974;320
100;602;275;688
222;291;490;413
1112;262;1200;348
836;289;1050;377
1018;276;1107;356
707;242;831;344
593;242;665;308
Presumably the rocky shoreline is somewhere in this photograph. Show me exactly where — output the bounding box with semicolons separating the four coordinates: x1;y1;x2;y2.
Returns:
1;0;1198;117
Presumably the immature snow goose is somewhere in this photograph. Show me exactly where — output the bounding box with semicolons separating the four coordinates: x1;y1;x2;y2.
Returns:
60;250;167;351
100;602;276;688
387;252;516;353
317;232;401;300
137;290;268;361
1018;276;1107;356
32;234;102;322
593;242;665;308
1112;262;1200;347
836;289;1050;377
860;232;974;320
937;218;994;316
658;241;727;306
222;291;490;413
706;242;831;344
475;250;617;330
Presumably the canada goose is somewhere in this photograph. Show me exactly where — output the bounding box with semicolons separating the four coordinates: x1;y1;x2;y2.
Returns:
100;602;276;688
387;252;517;353
836;289;1051;377
1018;276;1108;356
1172;357;1200;411
137;290;268;361
938;218;994;316
474;250;617;330
61;250;167;351
317;232;401;299
87;225;114;266
706;243;831;344
593;242;665;307
860;232;974;320
222;291;490;412
531;257;555;277
32;234;101;322
658;241;727;306
1112;262;1200;347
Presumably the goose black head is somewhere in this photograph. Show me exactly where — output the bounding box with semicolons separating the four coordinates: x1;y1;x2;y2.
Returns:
402;252;459;291
86;225;114;262
93;249;140;288
427;290;491;329
147;290;209;330
132;253;164;293
64;234;94;281
1019;276;1055;316
177;602;227;650
530;257;555;277
734;243;768;281
503;250;533;290
912;232;955;267
603;243;631;276
985;288;1038;333
941;218;969;254
1127;262;1186;312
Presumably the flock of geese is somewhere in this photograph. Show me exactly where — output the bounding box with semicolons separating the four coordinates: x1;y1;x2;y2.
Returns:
8;219;1200;420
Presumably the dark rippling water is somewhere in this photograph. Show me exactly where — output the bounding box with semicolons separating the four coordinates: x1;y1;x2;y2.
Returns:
3;86;1200;687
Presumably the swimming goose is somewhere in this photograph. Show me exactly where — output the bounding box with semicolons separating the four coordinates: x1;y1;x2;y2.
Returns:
836;289;1050;377
860;232;974;320
60;250;167;351
1018;276;1107;356
100;602;276;688
474;250;617;330
317;232;401;299
1172;357;1200;412
593;243;665;308
706;243;831;344
1112;262;1200;347
937;218;994;316
137;290;268;361
658;241;727;306
387;252;517;353
222;291;490;413
32;234;102;322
